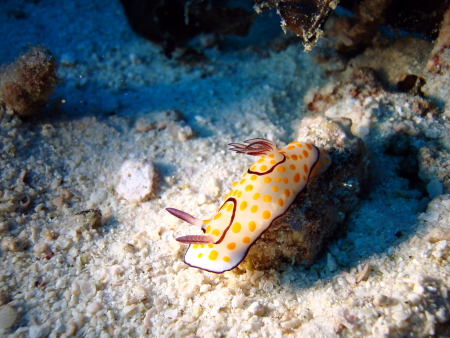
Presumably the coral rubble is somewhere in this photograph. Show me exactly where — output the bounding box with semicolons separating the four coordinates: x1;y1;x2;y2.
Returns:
0;46;58;118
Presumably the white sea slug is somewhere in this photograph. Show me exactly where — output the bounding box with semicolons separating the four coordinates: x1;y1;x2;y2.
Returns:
166;138;331;273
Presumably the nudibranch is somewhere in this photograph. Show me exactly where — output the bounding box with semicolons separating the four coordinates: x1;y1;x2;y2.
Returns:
166;138;331;273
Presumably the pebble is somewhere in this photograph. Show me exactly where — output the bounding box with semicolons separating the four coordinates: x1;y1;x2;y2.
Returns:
86;301;102;314
115;158;155;203
1;237;28;252
419;211;440;222
0;305;18;329
356;262;370;283
373;294;390;306
143;308;157;328
53;196;65;209
280;318;302;329
73;209;103;230
0;222;9;233
122;305;137;317
80;281;96;298
231;294;246;309
33;241;49;254
247;301;265;316
427;180;444;199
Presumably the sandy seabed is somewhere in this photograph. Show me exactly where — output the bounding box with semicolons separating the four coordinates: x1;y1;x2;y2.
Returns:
1;0;450;337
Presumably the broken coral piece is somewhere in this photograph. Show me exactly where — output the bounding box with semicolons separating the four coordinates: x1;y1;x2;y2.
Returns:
116;158;155;203
0;46;58;117
254;0;338;51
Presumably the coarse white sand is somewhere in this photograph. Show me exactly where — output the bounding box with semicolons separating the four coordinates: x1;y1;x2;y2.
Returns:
0;1;449;337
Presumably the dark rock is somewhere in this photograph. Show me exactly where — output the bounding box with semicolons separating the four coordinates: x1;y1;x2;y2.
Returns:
255;0;338;50
119;0;254;57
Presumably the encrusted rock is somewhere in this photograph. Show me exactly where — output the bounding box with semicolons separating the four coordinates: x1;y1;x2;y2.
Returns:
0;46;58;117
116;158;155;203
240;116;369;270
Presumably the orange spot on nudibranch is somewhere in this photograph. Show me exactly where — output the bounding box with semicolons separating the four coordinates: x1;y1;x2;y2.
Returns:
316;161;323;168
302;150;309;158
240;201;247;211
208;244;214;248
324;156;330;164
262;210;271;220
278;198;284;207
294;173;300;183
263;195;272;202
264;177;272;184
212;229;220;236
275;177;281;182
306;144;312;150
270;160;276;164
277;166;286;173
242;237;250;244
240;179;246;185
287;145;295;150
303;164;308;173
291;154;298;160
248;221;256;232
284;189;290;197
214;213;222;220
251;175;257;181
269;154;275;158
227;204;233;212
272;186;278;192
206;225;211;234
283;178;288;184
227;242;236;250
245;184;253;191
251;205;258;213
253;193;260;200
223;256;230;262
198;253;203;258
290;164;296;170
193;244;199;249
260;165;267;171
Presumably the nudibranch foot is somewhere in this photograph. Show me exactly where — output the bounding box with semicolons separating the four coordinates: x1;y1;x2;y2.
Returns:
166;207;204;230
176;235;214;244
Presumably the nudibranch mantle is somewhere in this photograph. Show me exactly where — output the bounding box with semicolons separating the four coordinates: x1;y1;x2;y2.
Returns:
166;138;331;273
